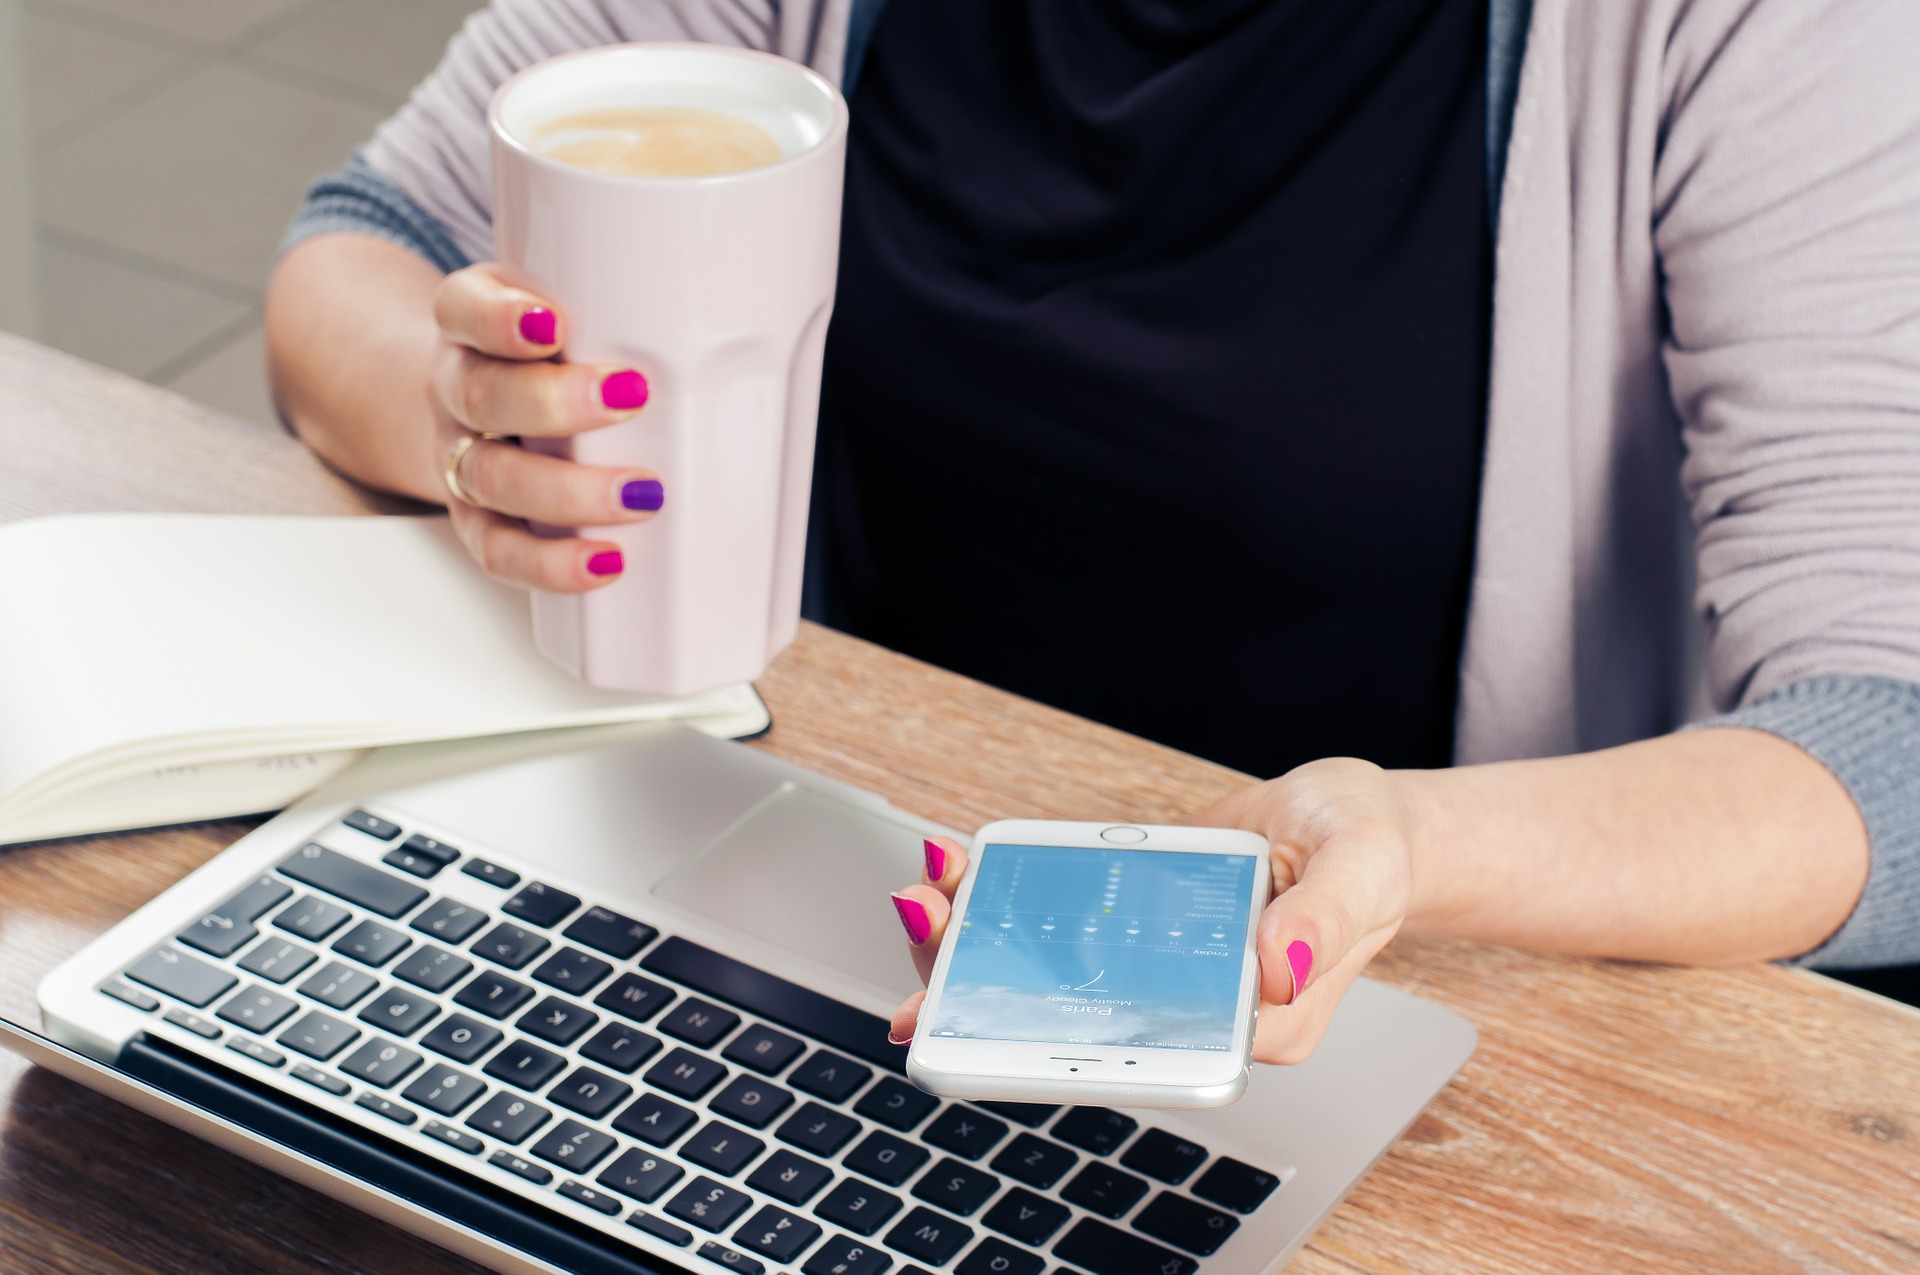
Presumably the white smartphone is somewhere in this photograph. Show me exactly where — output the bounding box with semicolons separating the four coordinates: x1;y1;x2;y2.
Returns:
906;819;1271;1110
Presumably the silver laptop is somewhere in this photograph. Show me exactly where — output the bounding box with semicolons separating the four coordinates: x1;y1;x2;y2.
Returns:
9;725;1475;1274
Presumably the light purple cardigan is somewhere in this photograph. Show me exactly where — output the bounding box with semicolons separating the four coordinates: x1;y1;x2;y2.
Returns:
287;0;1920;968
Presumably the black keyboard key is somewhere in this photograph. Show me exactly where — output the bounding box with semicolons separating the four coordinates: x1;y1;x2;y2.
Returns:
518;995;597;1046
530;1118;618;1173
776;1102;861;1157
599;1147;686;1203
913;1158;1000;1216
422;1120;484;1154
1052;1109;1137;1157
343;809;401;840
462;858;520;889
642;936;900;1071
746;1149;832;1205
683;1121;765;1177
1132;1192;1239;1256
400;832;460;864
391;944;473;995
467;1092;552;1145
452;969;535;1020
1119;1130;1209;1186
357;986;439;1036
1190;1157;1281;1214
722;1024;805;1076
789;1050;872;1103
549;1066;631;1119
274;894;351;942
579;1022;661;1074
216;985;299;1034
815;1179;902;1237
331;919;412;968
237;938;316;985
958;1238;1045;1275
420;1013;504;1064
710;1075;793;1130
503;881;581;928
225;1037;285;1068
278;844;426;918
402;1066;487;1116
886;1207;973;1266
1052;1219;1195;1275
665;1177;754;1232
646;1047;728;1100
659;998;740;1049
220;875;297;921
615;1092;700;1146
1060;1164;1148;1219
483;1038;567;1089
471;922;549;970
356;1093;418;1125
531;948;614;995
991;1135;1077;1191
595;972;676;1023
299;961;379;1009
628;1211;695;1247
734;1205;821;1263
489;1149;553;1184
164;1008;221;1039
563;906;658;960
278;1009;360;1061
409;898;489;944
845;1130;930;1186
558;1180;622;1215
384;845;452;878
291;1063;350;1096
100;981;159;1012
339;1037;423;1089
982;1188;1070;1246
126;945;237;1008
979;1102;1059;1128
855;1078;939;1131
803;1236;893;1275
924;1107;1010;1161
178;876;289;957
696;1242;764;1274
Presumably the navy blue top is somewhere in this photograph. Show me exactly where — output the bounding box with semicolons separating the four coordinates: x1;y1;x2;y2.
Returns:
812;0;1491;776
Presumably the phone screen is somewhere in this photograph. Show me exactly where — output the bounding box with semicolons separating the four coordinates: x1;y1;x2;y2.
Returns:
925;842;1258;1052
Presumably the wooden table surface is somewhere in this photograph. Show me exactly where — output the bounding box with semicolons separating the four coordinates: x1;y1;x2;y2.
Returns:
3;329;1919;1273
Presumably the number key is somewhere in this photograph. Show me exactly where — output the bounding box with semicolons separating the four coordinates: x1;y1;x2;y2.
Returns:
339;1037;424;1088
529;1118;618;1174
597;1147;685;1203
732;1205;821;1263
802;1235;893;1275
465;1091;551;1145
663;1177;753;1233
401;1066;487;1116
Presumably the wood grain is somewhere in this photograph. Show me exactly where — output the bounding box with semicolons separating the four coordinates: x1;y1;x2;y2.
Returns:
3;329;1920;1272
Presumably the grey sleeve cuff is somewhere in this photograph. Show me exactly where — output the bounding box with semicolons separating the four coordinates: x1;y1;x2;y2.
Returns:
1693;675;1920;969
280;151;473;276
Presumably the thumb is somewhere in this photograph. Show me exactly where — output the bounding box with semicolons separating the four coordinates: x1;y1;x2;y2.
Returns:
1256;849;1379;1006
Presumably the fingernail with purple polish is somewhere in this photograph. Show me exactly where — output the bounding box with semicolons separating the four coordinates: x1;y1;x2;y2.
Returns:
923;839;947;882
1286;940;1314;1002
587;550;624;577
519;307;556;346
601;369;649;411
621;479;664;512
891;893;932;946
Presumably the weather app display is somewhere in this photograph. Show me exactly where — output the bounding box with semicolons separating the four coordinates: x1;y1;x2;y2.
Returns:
927;843;1258;1051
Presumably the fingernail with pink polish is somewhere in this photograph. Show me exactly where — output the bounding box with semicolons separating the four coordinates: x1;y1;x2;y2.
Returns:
887;1029;912;1046
891;893;931;946
587;550;624;577
602;369;649;411
519;307;556;346
1286;940;1314;1002
923;839;947;882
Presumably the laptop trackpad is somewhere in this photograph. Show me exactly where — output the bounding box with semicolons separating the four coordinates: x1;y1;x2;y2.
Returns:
651;783;934;1001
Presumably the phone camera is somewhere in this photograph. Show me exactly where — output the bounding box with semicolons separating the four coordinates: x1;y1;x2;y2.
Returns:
1124;1060;1137;1066
1068;1066;1079;1072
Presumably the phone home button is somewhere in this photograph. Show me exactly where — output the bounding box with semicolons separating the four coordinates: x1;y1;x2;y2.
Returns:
1099;826;1148;844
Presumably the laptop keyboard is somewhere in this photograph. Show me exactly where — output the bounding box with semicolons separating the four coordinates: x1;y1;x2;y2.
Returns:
101;811;1286;1274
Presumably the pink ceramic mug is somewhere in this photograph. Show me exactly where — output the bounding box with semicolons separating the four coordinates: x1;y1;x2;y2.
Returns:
489;44;848;695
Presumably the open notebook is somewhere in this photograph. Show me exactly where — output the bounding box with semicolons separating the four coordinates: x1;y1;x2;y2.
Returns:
0;514;770;845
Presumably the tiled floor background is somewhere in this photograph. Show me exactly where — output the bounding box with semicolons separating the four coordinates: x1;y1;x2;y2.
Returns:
19;0;478;430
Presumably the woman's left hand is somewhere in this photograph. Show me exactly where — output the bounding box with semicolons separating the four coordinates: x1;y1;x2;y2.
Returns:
886;758;1419;1066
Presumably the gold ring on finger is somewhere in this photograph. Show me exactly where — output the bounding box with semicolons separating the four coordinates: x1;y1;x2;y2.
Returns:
442;431;508;507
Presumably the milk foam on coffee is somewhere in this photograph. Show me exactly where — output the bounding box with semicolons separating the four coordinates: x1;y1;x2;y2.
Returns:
536;106;782;177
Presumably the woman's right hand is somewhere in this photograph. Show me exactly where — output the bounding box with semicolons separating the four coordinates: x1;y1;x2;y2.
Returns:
430;262;662;592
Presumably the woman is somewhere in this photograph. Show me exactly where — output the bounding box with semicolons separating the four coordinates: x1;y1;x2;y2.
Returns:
267;0;1920;1062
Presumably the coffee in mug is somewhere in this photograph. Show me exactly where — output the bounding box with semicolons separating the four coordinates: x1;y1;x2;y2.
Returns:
490;43;848;696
